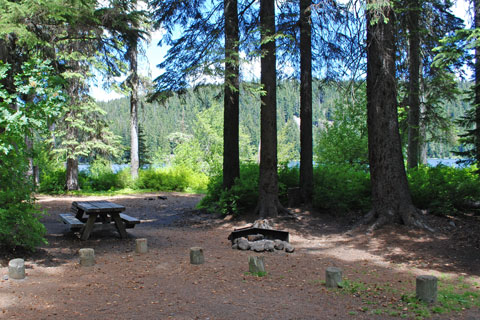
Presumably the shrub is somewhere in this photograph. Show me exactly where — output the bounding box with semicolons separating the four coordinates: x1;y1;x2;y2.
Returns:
135;165;208;193
408;165;480;214
312;164;371;213
0;199;47;251
38;167;66;194
84;159;121;191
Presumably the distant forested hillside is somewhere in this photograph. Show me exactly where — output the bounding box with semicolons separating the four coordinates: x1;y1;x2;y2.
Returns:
99;80;470;164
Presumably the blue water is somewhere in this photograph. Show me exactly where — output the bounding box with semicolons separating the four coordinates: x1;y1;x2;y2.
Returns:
77;158;468;173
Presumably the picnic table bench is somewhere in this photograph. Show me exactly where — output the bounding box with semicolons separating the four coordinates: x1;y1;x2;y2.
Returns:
60;200;140;240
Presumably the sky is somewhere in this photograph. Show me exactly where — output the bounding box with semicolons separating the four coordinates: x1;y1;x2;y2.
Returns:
90;0;471;102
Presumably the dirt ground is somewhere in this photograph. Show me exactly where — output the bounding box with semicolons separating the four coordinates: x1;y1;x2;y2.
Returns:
1;192;480;319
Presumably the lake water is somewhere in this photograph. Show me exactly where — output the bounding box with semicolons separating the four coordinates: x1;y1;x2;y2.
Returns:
78;158;468;173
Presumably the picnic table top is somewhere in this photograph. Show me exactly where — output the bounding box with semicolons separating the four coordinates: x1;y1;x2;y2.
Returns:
72;200;125;214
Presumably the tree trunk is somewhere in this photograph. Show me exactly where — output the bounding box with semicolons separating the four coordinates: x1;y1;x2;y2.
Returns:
130;39;139;180
475;0;480;166
299;0;313;205
366;1;429;230
256;0;286;217
223;0;240;190
407;0;421;169
66;157;79;191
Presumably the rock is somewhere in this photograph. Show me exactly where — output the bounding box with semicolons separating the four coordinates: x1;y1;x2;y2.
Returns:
247;234;264;241
325;267;342;288
3;275;8;280
449;221;456;227
250;240;265;252
252;219;273;229
79;248;95;267
274;240;284;250
135;238;148;254
264;240;275;252
190;247;205;265
8;259;25;280
238;238;250;250
157;196;167;200
144;197;155;200
232;244;239;250
416;275;437;303
248;256;266;274
284;242;295;253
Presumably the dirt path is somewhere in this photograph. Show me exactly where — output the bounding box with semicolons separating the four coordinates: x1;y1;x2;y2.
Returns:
1;192;480;319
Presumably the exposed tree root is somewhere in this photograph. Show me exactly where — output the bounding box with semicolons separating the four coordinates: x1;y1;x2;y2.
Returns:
351;205;434;234
254;197;290;218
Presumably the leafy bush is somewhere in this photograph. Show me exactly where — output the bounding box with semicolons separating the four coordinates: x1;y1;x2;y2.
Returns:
408;165;480;214
200;163;300;215
38;167;66;194
135;165;208;192
312;164;371;213
0;200;47;251
83;159;122;191
199;163;259;215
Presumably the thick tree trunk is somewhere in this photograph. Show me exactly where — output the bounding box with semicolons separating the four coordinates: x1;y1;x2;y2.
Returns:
407;0;421;169
223;0;240;190
366;1;429;230
475;0;480;165
256;0;286;218
299;0;313;205
130;39;139;180
66;157;79;191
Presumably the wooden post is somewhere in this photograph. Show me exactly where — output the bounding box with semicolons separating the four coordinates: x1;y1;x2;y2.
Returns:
190;247;204;265
248;256;266;274
135;238;148;253
325;267;342;288
8;258;25;280
79;248;95;267
416;275;437;303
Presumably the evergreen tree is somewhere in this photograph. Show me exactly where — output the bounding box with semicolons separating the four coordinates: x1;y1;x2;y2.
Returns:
256;0;287;217
365;0;429;230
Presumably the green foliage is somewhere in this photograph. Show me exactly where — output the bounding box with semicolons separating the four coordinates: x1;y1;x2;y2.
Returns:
135;166;208;193
82;158;124;191
408;165;480;214
200;163;299;215
0;200;47;251
313;165;371;213
315;85;368;167
0;58;65;251
38;167;67;194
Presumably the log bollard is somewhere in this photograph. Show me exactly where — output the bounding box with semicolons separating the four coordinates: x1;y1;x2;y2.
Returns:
416;275;438;303
79;248;95;267
325;267;342;288
190;247;204;265
8;258;25;280
135;238;148;254
248;256;266;274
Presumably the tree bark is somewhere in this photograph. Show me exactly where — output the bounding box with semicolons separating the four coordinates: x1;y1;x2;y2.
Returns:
66;157;79;191
129;38;140;180
366;1;429;230
223;0;240;190
256;0;286;217
299;0;313;205
475;0;480;166
407;0;421;169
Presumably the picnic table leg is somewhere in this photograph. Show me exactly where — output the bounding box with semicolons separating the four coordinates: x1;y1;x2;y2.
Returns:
111;214;128;239
81;214;97;241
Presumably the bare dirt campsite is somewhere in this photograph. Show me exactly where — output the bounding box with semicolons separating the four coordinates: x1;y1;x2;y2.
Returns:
1;192;480;319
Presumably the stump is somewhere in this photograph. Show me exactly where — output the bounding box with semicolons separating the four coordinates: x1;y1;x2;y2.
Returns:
135;238;148;254
79;248;95;267
248;256;266;274
190;247;204;265
325;267;342;288
416;275;438;303
287;187;302;207
8;258;25;280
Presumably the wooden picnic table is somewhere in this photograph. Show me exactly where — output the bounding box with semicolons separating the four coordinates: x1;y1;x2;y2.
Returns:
60;200;139;240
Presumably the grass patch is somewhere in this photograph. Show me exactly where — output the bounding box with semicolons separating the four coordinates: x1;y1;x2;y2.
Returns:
331;276;480;320
244;271;268;277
